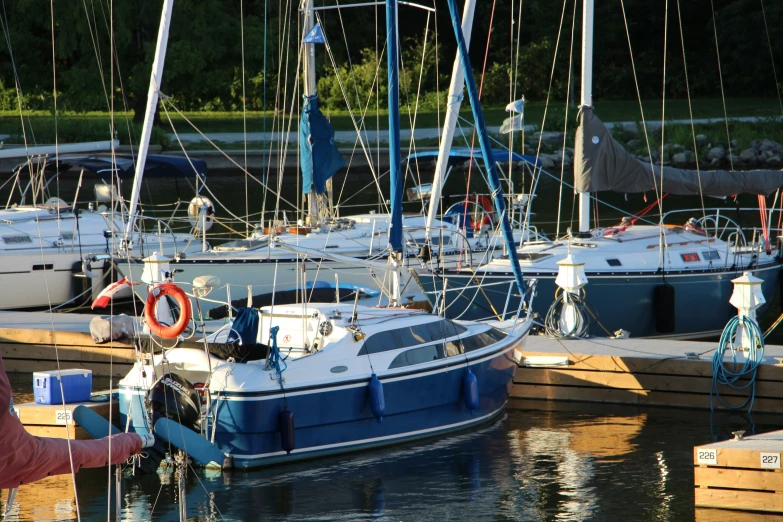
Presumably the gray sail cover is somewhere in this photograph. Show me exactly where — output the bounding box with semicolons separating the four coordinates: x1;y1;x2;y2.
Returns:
574;107;783;196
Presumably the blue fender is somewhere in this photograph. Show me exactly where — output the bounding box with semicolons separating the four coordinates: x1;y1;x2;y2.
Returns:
369;373;385;423
463;367;479;412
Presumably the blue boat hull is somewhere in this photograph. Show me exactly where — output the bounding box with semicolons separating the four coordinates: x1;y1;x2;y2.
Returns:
119;338;520;469
414;263;781;339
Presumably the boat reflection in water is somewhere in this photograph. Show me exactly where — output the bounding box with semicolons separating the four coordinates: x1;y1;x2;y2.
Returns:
9;403;746;521
8;400;783;520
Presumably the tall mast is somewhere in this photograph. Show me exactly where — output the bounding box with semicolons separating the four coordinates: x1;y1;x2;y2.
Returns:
445;0;525;293
302;0;320;227
387;0;403;303
577;0;594;234
424;0;476;240
123;0;174;242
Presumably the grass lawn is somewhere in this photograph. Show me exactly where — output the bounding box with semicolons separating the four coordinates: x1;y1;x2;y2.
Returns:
0;98;780;142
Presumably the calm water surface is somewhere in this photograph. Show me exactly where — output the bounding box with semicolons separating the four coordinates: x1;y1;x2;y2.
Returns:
4;375;778;521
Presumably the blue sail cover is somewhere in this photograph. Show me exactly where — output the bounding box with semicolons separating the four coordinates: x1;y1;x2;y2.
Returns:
300;94;345;194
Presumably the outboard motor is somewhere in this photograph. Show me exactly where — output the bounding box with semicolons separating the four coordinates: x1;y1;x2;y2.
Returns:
147;373;201;431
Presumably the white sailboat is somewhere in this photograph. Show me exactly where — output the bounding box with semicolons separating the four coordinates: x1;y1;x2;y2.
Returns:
412;0;783;338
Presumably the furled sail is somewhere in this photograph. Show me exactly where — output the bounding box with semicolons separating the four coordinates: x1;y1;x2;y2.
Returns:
300;94;346;195
574;107;783;196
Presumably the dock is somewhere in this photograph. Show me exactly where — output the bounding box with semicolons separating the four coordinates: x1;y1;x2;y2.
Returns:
14;394;119;439
512;335;783;414
694;430;783;514
0;311;136;377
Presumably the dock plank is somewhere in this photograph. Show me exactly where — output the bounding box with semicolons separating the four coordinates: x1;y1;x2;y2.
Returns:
695;488;783;512
695;467;783;491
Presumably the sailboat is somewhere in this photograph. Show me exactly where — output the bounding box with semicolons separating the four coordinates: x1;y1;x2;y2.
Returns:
116;0;533;470
0;154;205;310
412;0;783;339
111;0;528;310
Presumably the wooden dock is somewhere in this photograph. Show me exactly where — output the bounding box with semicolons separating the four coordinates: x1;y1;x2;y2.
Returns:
512;335;783;414
0;311;136;377
14;394;119;439
694;430;783;514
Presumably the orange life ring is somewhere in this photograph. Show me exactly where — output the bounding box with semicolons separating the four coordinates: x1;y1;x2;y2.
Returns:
144;283;192;339
469;195;493;231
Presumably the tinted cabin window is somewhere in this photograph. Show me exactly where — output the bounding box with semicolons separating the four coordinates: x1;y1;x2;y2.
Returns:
395;324;433;347
461;328;507;353
426;319;467;340
606;258;622;267
363;330;397;355
389;345;446;369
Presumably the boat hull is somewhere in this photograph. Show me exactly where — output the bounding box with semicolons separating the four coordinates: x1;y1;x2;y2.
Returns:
413;263;782;339
119;332;522;468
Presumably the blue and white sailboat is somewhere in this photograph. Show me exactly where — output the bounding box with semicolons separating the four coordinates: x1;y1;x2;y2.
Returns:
117;0;534;469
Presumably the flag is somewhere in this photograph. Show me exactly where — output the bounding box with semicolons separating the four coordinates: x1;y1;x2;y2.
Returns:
91;277;139;309
303;23;326;44
500;114;525;135
505;97;525;114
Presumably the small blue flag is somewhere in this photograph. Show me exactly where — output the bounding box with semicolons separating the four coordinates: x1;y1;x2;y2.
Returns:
303;23;326;44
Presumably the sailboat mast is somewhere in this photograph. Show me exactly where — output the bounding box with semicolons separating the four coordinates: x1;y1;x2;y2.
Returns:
577;0;594;234
387;0;402;255
302;0;320;227
424;0;476;241
445;0;525;293
123;0;174;243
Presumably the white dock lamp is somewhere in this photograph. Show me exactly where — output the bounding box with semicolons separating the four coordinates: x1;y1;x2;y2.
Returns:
555;254;588;336
729;271;765;349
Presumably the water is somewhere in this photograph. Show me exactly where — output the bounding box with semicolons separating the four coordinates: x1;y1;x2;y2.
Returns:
5;372;780;521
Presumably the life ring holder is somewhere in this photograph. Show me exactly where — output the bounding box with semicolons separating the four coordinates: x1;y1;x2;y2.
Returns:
144;283;192;339
468;195;493;231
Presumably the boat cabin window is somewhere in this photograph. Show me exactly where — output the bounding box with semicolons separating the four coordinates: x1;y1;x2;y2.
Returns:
461;328;507;353
702;250;720;260
359;319;467;356
388;345;446;369
2;235;32;244
518;253;552;263
680;253;700;262
606;258;622;267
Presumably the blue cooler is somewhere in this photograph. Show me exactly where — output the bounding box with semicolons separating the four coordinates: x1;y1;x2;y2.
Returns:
34;369;93;404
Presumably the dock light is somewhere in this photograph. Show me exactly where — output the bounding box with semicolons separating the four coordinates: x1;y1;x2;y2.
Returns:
554;254;588;336
729;271;765;349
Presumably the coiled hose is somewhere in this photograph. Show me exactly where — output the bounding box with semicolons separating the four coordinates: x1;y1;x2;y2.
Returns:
711;315;765;414
544;287;593;339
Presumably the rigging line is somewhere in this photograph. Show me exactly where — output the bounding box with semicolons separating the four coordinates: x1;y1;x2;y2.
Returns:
320;29;389;214
555;0;577;240
674;0;708;228
401;12;434;217
709;0;734;173
0;0;35;166
159;98;299;213
332;32;389;208
261;0;268;227
459;0;497;262
80;0;111;111
241;0;249;236
760;0;783;118
521;0;569;239
313;10;380;176
42;2;83;518
276;0;296;225
619;0;663;216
